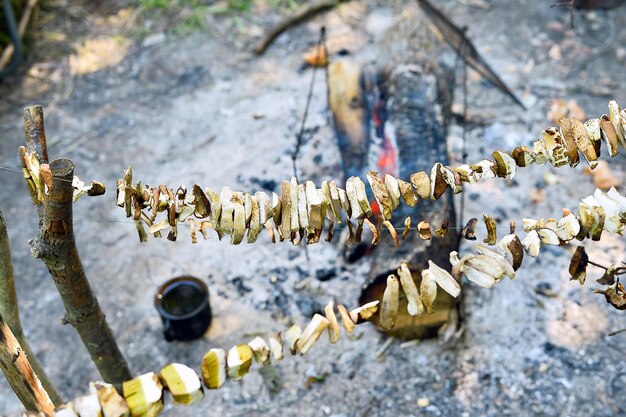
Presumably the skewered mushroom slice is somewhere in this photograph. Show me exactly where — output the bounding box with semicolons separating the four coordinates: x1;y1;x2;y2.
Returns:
349;301;380;323
427;260;461;298
192;185;211;218
532;139;550;165
122;372;164;417
74;393;102;417
593;188;623;234
295;184;309;234
227;345;253;381
469;159;497;182
363;218;379;245
568;118;599;168
483;214;497;245
205;188;222;227
463;218;478;240
284;324;302;355
402;217;411;240
328;181;344;223
410;171;431;198
337;304;356;333
497;234;524;271
279;180;292;238
492;151;517;179
324;301;340;344
475;245;515;279
463;264;498;288
54;405;79;417
397;263;424;316
620;109;626;148
417;221;432;240
159;364;203;405
247;195;262;243
248;337;271;366
219;187;235;234
579;196;606;241
511;146;535;167
231;192;246;245
338;188;351;219
543;127;571;167
441;165;463;193
398;179;418;207
380;275;400;329
569;246;588;285
584;118;602;156
201;349;227;390
420;269;437;314
435;219;449;237
454;164;474;183
521;230;541;257
558;119;581;167
346;177;365;219
430;163;448;199
367;171;393;220
296;314;330;355
384;174;401;210
608;100;626;148
384;220;399;247
271;192;282;226
92;381;130;417
306;181;323;232
289;177;300;235
354;176;373;217
599;115;620;157
268;332;284;363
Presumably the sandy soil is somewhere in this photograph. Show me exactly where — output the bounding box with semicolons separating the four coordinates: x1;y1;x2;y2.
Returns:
0;1;625;416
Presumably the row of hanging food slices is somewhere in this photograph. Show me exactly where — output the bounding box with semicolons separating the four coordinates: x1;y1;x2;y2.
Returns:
116;100;626;246
52;187;625;416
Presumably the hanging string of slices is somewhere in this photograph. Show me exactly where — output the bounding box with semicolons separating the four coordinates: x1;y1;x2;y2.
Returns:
49;187;626;416
115;100;626;246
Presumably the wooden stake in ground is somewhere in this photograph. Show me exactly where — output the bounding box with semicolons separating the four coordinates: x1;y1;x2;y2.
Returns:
23;106;131;385
0;310;55;416
0;210;62;405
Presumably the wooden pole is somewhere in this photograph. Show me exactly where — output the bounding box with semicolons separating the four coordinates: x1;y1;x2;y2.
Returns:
0;310;55;417
23;105;132;386
0;210;63;405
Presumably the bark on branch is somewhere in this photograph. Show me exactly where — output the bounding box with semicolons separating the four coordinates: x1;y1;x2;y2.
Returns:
0;211;62;405
29;157;132;385
0;310;55;417
22;105;131;386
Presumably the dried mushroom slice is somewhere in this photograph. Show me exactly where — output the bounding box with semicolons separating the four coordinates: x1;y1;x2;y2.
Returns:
402;217;412;240
227;345;253;381
498;234;524;271
511;146;535;167
349;301;379;323
492;151;517;179
248;337;271;366
419;269;437;313
595;280;626;310
569;118;598;168
328;181;343;223
284;325;302;355
579;196;606;241
289;177;300;234
584;118;602;156
122;372;164;417
231;192;246;245
483;214;497;245
279;181;292;238
398;178;418;207
296;314;329;355
557;119;580;167
441;165;463;193
435;219;449;238
410;171;431;199
271;192;281;226
324;301;340;344
346;177;365;219
219;187;235;234
417;220;432;240
305;181;323;233
521;230;541;257
380;275;400;329
268;333;284;363
397;263;424;316
366;171;393;220
384;174;401;210
542;127;570;167
608;100;626;148
454;164;474;183
247;195;262;243
599;115;620;157
469;160;497;182
205;188;222;227
568;246;588;285
159;363;203;405
297;184;309;231
337;304;356;333
384;220;399;247
201;348;227;390
354;176;373;217
192;185;211;219
532;139;550;165
338;188;351;219
430;163;448;199
74;393;102;417
92;381;130;417
363;218;379;245
463;218;478;240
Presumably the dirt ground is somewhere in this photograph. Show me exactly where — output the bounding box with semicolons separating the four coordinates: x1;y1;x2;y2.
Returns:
0;1;625;416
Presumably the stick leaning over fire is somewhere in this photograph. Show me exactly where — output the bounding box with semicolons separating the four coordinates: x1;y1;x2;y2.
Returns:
114;100;625;247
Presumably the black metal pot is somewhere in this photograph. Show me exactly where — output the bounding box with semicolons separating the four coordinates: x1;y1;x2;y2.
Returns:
155;276;212;342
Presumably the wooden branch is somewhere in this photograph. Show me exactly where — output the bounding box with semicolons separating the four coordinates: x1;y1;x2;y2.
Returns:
23;105;49;165
253;0;344;55
28;157;132;386
0;311;55;416
0;211;62;405
0;0;38;70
